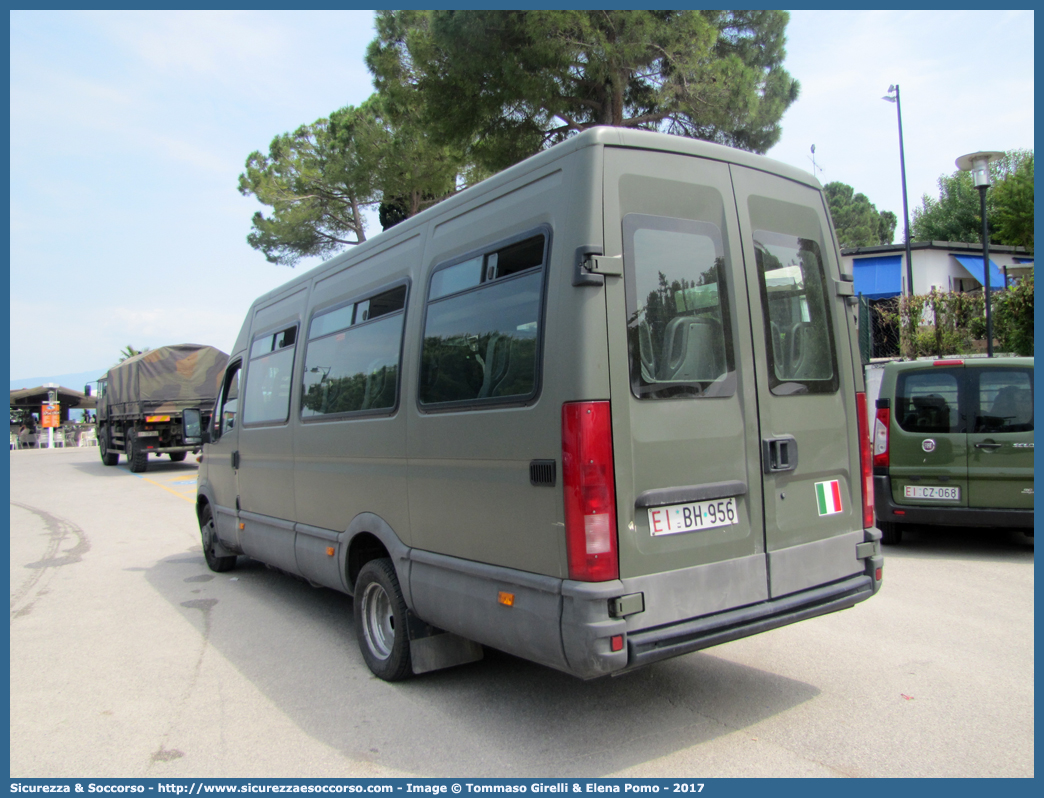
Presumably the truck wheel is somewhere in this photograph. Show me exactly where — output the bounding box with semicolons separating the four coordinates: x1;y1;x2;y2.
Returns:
169;452;187;462
126;430;148;473
880;521;904;545
200;504;236;572
99;429;118;467
354;558;412;681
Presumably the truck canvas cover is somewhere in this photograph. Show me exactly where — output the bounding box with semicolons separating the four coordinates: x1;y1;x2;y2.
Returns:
106;344;228;416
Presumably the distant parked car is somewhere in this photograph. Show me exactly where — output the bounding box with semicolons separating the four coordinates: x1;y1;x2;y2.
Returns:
872;357;1034;544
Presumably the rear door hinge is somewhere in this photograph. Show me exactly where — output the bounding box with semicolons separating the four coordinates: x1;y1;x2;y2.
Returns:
585;254;623;276
609;592;645;618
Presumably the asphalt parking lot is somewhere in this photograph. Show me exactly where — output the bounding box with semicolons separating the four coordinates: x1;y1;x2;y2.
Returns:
9;446;1035;778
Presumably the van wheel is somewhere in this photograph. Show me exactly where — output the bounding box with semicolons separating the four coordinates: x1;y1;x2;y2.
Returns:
169;452;187;462
200;505;236;572
126;430;148;473
99;429;118;466
354;558;412;681
880;521;904;545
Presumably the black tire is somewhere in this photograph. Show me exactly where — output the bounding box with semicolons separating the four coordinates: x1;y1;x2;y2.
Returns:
880;521;904;545
126;429;148;473
99;428;118;466
200;504;236;572
169;451;188;462
354;558;412;681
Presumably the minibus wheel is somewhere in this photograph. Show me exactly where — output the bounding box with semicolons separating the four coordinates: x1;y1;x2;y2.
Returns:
199;504;236;573
355;558;412;681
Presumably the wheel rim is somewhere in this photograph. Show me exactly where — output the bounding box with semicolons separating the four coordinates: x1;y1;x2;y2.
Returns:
362;581;395;660
202;519;216;558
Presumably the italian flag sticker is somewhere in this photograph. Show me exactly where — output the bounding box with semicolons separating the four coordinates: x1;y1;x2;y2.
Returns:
815;480;843;516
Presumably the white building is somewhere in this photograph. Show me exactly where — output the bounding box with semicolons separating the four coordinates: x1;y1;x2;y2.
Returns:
840;240;1033;299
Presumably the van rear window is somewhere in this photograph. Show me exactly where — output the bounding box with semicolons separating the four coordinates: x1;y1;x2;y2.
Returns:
420;231;547;407
622;214;735;399
895;370;961;434
973;369;1033;433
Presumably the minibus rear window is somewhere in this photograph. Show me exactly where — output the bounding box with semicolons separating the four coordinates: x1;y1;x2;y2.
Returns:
623;214;735;399
753;230;838;395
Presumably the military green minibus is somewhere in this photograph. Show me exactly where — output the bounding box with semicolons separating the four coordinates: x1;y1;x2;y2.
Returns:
196;128;882;680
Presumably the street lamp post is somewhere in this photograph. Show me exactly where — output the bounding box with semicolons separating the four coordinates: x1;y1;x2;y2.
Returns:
956;151;1005;358
882;85;914;297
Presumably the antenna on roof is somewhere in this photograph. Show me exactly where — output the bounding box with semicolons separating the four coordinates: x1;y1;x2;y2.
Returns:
808;144;824;176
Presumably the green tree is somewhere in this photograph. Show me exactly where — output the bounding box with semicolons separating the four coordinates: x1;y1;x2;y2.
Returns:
823;182;897;248
911;149;1033;245
367;10;800;173
239;94;474;266
991;272;1034;355
117;345;148;363
991;152;1033;249
238;103;383;267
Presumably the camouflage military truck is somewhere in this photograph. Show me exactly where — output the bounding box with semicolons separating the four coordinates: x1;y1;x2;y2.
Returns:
90;344;228;472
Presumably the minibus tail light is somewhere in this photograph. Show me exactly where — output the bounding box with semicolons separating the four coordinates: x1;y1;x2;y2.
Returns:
562;401;618;582
872;406;890;469
856;392;874;530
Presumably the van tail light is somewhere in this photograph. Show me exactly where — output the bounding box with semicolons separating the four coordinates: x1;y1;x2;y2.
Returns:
872;406;890;469
856;392;874;530
562;401;619;582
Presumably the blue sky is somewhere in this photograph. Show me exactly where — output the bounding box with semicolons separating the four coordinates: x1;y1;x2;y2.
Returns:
9;9;1035;382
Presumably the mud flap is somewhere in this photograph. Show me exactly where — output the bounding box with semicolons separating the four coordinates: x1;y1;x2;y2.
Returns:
407;613;484;675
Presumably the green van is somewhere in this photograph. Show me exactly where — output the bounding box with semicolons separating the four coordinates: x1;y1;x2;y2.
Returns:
196;128;882;681
872;357;1034;544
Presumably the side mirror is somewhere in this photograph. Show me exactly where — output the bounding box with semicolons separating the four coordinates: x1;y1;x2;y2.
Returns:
84;385;92;397
182;408;203;445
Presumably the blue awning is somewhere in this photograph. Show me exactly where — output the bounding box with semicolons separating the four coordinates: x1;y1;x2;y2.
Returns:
952;254;1006;291
852;255;902;299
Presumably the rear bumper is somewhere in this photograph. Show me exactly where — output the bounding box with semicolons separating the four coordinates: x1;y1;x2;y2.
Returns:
621;573;875;672
874;475;1033;529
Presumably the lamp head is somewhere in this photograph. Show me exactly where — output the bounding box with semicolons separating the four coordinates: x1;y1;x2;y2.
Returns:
956;151;1005;188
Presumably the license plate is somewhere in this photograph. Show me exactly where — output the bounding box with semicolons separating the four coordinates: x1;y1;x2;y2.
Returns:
904;485;960;500
648;497;739;536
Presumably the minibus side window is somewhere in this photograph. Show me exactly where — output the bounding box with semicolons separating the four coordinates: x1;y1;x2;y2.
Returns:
753;230;838;395
301;285;407;418
214;363;240;439
242;326;297;425
623;214;735;399
420;232;547;407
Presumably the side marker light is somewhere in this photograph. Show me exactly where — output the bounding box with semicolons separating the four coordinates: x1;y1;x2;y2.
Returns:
326;547;335;557
610;635;624;652
498;591;515;607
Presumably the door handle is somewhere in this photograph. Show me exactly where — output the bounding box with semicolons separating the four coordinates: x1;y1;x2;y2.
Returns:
231;450;240;469
975;442;1002;450
763;436;799;473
